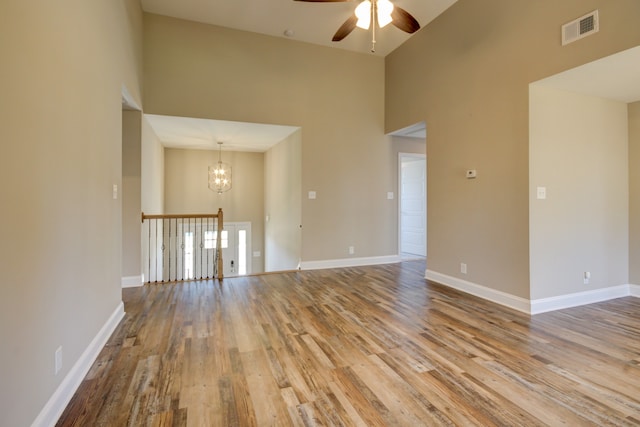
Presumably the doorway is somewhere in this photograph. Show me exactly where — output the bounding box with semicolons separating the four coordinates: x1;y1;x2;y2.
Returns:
399;153;426;258
197;221;252;278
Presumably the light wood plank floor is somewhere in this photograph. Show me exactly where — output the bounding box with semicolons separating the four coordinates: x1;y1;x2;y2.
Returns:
57;261;640;426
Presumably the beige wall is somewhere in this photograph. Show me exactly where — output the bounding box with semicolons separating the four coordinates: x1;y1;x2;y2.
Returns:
630;102;640;284
529;86;629;299
164;148;265;273
141;115;165;214
122;110;142;279
390;135;426;155
143;14;397;263
265;131;302;272
385;0;640;298
0;0;143;425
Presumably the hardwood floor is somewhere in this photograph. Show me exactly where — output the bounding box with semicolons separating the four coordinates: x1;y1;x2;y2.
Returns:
57;261;640;426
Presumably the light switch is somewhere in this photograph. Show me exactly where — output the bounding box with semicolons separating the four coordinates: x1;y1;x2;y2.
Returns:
112;184;118;200
536;187;546;200
387;192;394;200
308;191;316;200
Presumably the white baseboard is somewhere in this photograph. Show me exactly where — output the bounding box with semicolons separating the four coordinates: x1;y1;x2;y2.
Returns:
31;302;125;427
425;270;531;313
121;275;143;288
300;255;401;271
530;285;631;314
426;269;640;315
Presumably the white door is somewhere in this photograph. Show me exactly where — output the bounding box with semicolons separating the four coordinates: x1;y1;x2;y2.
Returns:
211;222;251;278
400;154;426;257
179;221;251;279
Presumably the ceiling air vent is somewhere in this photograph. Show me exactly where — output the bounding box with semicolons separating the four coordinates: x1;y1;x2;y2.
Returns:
562;10;599;46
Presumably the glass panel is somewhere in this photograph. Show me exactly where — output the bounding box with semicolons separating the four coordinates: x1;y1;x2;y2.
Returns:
204;231;215;249
208;230;229;249
238;229;246;275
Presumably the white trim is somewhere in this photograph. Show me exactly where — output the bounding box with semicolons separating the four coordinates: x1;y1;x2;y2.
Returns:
426;269;640;315
425;270;531;314
530;285;631;314
398;152;427;259
121;275;143;288
300;255;401;271
31;302;125;427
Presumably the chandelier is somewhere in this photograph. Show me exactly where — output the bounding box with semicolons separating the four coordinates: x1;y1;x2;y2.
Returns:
208;141;231;194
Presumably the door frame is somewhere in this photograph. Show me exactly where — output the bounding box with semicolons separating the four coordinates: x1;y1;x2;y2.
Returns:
398;152;427;258
221;221;252;277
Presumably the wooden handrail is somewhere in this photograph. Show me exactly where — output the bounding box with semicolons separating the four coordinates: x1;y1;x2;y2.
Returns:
141;209;224;281
141;212;221;222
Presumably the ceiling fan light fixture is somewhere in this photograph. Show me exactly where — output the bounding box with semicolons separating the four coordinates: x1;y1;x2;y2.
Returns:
355;0;371;29
300;0;420;52
377;0;394;27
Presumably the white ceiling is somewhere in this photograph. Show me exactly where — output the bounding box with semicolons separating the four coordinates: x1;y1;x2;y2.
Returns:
533;45;640;103
140;0;458;57
145;114;300;152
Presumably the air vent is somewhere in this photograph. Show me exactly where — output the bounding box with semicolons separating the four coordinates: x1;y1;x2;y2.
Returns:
562;10;599;46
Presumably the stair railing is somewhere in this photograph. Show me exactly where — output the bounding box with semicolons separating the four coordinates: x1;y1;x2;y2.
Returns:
141;208;224;283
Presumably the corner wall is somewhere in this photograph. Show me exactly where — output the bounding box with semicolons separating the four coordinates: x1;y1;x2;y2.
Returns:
141;115;165;215
0;1;143;425
385;0;640;299
122;111;142;282
529;86;629;300
265;131;302;272
630;102;640;284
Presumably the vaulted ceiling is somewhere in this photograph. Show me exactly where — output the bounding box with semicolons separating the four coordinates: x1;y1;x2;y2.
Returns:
139;0;456;150
140;0;458;57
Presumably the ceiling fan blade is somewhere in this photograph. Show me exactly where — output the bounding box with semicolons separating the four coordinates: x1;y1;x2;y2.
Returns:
332;15;357;41
391;6;420;34
294;0;351;2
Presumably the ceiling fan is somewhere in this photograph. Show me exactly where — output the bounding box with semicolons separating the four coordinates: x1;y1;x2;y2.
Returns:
295;0;420;52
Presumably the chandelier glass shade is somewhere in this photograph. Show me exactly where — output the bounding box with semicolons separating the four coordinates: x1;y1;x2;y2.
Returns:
208;142;232;194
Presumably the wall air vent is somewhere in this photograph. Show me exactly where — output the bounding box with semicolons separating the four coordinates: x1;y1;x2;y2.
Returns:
562;10;599;46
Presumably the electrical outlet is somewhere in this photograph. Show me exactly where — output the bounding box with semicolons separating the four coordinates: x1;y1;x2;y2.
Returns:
55;346;62;375
537;186;546;200
583;271;591;285
348;246;355;255
460;263;467;274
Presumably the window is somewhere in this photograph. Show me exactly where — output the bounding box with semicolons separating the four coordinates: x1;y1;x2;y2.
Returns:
238;229;247;275
204;230;228;249
204;231;215;249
